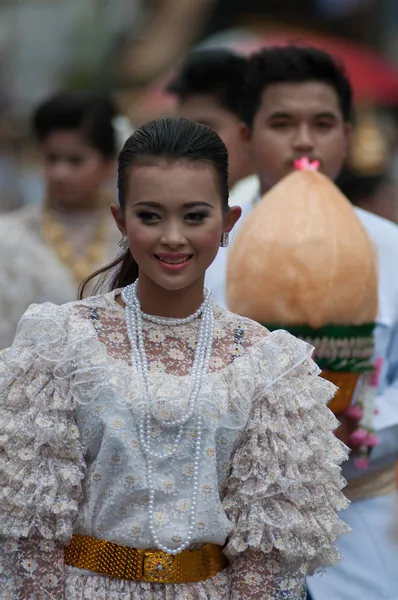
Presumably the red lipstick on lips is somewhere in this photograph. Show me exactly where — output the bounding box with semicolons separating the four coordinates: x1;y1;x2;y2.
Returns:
155;253;193;271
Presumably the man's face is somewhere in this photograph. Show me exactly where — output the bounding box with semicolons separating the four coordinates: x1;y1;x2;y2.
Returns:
249;82;350;191
177;94;252;187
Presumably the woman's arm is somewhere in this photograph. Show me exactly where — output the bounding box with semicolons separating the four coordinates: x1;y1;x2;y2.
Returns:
230;549;306;600
0;302;85;598
0;534;64;599
223;331;350;587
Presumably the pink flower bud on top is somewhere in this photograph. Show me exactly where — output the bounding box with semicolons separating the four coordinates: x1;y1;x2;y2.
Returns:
294;157;320;171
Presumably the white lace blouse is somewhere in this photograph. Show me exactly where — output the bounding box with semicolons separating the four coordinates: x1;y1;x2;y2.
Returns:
0;291;349;599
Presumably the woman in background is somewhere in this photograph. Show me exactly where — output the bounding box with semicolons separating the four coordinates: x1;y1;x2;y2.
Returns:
0;91;121;348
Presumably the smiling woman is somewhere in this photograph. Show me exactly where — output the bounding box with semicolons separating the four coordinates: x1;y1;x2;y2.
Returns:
81;117;240;317
0;116;349;600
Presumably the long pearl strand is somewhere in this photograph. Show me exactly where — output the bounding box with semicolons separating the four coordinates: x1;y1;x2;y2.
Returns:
122;281;214;555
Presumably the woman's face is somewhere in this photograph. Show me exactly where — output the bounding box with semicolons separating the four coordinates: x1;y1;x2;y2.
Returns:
112;160;240;294
41;130;113;209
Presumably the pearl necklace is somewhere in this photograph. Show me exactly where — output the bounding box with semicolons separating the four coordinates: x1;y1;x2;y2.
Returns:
122;281;214;555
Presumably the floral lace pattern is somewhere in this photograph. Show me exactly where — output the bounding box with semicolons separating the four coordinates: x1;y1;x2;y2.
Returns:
76;298;266;375
0;534;64;600
0;291;349;598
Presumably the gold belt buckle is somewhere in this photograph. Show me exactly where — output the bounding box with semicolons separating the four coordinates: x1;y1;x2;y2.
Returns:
142;550;175;583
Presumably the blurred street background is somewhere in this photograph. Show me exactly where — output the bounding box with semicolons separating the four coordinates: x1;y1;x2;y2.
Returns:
1;0;398;214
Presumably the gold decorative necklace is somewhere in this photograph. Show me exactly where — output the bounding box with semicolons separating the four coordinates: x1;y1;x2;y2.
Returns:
41;208;108;284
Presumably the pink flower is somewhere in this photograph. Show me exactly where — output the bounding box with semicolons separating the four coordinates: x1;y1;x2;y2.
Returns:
365;433;379;448
345;404;363;421
294;157;320;171
349;428;368;446
354;457;370;470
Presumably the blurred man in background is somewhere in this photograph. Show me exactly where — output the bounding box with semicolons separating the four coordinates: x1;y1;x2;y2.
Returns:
206;44;398;600
167;48;254;189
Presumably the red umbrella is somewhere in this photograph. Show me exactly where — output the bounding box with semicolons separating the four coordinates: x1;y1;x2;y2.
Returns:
133;29;398;122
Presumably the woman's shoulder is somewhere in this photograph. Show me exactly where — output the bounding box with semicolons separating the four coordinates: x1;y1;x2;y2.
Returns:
12;291;119;343
216;305;307;351
20;290;111;316
67;289;121;314
215;304;268;339
216;305;316;380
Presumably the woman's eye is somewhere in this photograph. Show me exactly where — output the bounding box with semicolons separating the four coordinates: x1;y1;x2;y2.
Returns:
137;211;160;223
185;212;208;223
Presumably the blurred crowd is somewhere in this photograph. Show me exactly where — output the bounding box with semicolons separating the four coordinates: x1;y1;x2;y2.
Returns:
0;1;397;599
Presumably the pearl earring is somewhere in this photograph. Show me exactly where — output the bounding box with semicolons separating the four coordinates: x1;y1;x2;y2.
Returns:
220;232;229;247
118;235;129;250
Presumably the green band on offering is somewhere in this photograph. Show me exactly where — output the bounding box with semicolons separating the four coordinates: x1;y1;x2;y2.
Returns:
262;322;376;373
263;323;376;338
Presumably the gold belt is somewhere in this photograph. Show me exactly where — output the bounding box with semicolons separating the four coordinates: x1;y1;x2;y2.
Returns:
64;534;229;584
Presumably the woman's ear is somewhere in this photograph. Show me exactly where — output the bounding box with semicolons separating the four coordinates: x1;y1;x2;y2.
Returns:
224;205;242;234
110;204;126;236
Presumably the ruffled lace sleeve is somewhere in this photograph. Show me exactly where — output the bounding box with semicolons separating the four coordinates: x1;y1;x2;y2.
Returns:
223;329;350;582
0;302;85;597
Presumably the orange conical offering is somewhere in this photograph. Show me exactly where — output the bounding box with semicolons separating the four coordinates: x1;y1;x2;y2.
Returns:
226;161;379;466
227;167;378;328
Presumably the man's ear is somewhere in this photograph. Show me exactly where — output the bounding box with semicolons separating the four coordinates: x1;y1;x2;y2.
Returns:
239;121;251;144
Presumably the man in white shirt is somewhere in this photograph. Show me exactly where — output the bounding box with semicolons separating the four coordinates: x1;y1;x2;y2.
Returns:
206;44;398;600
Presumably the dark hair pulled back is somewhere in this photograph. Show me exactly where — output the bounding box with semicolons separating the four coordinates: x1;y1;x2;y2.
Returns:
79;116;229;298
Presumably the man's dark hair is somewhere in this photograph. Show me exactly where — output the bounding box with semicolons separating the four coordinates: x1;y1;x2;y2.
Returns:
32;91;117;159
242;45;353;128
167;49;248;121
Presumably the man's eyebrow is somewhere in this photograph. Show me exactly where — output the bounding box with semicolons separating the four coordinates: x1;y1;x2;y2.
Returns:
267;111;293;119
266;110;338;120
313;111;338;120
